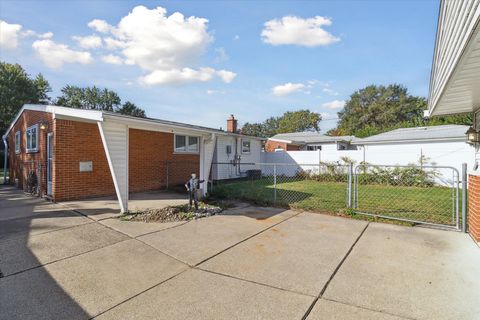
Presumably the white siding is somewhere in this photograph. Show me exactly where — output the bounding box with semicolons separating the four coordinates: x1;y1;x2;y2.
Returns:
428;0;480;115
212;135;263;180
200;134;216;194
98;121;129;212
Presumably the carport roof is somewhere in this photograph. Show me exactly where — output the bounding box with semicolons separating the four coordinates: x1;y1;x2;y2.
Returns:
352;125;469;145
2;104;265;140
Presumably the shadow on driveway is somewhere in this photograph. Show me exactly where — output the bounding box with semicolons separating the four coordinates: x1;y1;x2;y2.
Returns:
0;185;91;319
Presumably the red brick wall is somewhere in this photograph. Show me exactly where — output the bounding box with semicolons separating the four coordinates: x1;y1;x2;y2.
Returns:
129;128;200;192
6;110;53;194
468;174;480;242
264;140;301;152
53;119;115;201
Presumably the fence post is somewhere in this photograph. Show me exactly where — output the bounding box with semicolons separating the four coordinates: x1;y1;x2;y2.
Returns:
353;165;357;209
348;164;353;208
273;164;277;203
462;163;467;233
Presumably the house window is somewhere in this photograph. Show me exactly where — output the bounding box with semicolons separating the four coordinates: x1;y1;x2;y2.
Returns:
15;131;21;154
242;140;251;153
26;124;39;153
175;134;199;153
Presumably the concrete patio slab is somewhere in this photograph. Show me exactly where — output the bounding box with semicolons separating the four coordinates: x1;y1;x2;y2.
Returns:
138;209;298;266
200;213;368;296
0;265;91;320
59;191;189;221
0;210;92;241
94;268;314;320
35;239;189;317
323;223;480;320
307;299;406;320
99;217;187;238
0;186;68;222
0;222;128;276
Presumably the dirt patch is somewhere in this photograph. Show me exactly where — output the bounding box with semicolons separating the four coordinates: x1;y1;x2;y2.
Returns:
120;203;223;223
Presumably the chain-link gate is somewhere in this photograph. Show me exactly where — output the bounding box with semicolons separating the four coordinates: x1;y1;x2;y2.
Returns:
353;164;461;229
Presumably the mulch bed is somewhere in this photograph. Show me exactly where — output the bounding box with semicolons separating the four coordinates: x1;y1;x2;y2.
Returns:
120;203;223;223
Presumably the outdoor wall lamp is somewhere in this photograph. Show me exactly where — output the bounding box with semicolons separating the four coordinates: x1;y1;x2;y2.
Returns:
39;121;48;130
466;126;480;144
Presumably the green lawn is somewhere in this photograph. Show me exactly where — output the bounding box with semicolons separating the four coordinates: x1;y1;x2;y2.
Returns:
211;178;460;226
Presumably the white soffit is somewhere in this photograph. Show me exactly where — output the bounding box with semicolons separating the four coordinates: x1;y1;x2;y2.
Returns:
428;1;480;116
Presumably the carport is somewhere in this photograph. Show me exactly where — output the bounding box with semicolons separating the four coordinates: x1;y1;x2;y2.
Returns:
2;105;223;213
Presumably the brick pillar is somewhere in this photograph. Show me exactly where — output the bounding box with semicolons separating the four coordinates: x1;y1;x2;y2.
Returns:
468;174;480;242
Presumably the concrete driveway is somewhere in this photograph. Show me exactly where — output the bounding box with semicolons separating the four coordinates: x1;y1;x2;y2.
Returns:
0;186;479;320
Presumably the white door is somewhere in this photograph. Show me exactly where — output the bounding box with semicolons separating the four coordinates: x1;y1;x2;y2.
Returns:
47;133;53;196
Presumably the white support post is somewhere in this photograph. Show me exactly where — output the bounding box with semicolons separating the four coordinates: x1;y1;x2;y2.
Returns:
97;122;129;213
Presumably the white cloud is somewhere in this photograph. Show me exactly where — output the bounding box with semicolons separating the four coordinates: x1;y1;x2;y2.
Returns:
0;20;22;49
73;35;102;49
272;82;305;96
140;67;216;86
104;37;126;50
216;70;236;83
22;30;53;39
90;6;236;85
88;19;113;33
206;89;225;95
322;99;345;109
32;39;93;69
101;54;123;65
234;35;240;40
261;15;340;47
214;47;228;63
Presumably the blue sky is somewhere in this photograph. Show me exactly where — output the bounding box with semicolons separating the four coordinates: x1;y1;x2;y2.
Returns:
0;0;439;132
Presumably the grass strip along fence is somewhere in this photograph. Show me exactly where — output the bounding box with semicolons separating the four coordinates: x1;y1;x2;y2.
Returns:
210;163;462;227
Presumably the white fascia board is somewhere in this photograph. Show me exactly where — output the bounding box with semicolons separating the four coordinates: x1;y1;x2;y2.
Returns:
48;105;103;122
103;113;220;136
268;138;295;144
2;104;104;139
351;137;468;145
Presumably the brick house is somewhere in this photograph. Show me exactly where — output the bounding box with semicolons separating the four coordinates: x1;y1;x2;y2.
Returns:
426;0;480;242
2;104;258;212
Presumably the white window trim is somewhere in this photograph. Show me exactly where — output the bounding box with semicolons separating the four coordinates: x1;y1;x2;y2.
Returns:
15;131;21;154
241;139;251;154
174;134;200;154
26;124;39;153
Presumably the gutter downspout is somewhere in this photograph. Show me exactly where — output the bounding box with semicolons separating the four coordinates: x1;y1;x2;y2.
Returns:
3;138;7;184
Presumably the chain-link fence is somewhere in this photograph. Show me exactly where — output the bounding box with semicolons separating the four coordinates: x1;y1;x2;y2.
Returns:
353;164;461;228
210;162;351;212
209;161;466;230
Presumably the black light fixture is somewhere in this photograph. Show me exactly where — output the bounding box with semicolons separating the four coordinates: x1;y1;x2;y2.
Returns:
466;126;480;144
39;121;48;130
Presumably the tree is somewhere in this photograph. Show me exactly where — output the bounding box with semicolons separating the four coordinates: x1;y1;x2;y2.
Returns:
332;84;472;137
0;62;51;135
117;101;146;118
241;110;321;138
277;110;321;133
56;85;121;111
56;85;147;117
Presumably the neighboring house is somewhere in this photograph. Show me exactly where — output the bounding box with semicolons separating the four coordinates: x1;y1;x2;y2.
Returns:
351;125;474;171
211;115;265;180
1;105;259;212
426;0;480;240
265;132;357;152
